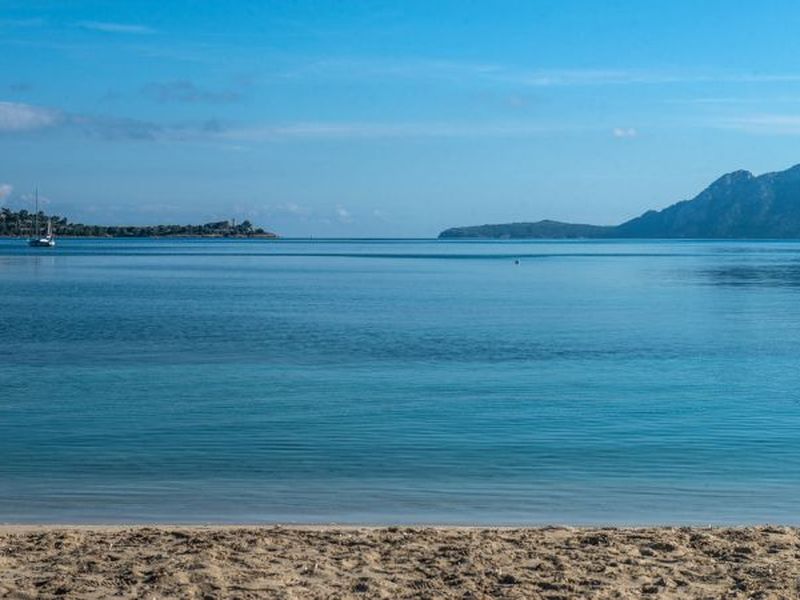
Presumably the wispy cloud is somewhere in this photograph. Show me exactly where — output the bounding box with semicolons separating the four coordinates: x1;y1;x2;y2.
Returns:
0;101;62;131
69;114;168;140
142;80;243;104
372;209;390;222
0;100;186;140
286;57;800;89
0;99;595;143
71;115;233;142
512;69;666;87
220;121;569;141
267;202;313;218
670;96;800;105
0;183;12;201
717;115;800;135
520;68;800;87
612;127;638;138
286;202;312;216
20;191;51;206
77;21;156;35
335;205;353;224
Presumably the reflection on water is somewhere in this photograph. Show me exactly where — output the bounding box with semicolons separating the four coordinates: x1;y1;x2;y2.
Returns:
701;263;800;287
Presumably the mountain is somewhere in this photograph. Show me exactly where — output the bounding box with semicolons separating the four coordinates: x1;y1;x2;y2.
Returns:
439;164;800;239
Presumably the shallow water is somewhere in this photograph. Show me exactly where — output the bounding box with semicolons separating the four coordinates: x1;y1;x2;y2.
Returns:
2;238;800;524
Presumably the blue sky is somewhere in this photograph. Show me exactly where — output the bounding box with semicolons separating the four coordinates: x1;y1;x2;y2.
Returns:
3;0;800;236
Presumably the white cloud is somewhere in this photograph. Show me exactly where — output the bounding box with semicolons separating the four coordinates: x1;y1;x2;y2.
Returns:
612;127;638;138
335;205;352;224
0;183;12;201
0;101;61;131
77;21;156;35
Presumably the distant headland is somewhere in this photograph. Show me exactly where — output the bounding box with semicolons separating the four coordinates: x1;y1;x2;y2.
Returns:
439;163;800;239
0;209;277;238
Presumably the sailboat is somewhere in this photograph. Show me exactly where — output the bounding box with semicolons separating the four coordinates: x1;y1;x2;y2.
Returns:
28;188;55;248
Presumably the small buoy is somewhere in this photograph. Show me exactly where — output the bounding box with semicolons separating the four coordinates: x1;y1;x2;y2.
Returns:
514;259;520;265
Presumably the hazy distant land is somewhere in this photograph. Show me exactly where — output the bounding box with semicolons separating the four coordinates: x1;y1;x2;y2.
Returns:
0;209;277;238
440;164;800;239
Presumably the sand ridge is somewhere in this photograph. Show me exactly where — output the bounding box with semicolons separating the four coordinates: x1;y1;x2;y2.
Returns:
1;525;799;599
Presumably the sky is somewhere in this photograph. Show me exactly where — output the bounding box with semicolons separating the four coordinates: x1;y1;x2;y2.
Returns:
3;1;800;236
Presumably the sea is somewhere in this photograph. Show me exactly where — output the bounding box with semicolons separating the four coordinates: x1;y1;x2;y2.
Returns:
2;238;800;525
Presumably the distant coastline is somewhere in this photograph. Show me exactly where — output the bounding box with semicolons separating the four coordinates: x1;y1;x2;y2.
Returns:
0;208;277;238
440;163;800;239
1;233;278;238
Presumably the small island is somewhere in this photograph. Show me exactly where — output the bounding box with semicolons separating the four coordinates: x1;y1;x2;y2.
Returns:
0;208;277;238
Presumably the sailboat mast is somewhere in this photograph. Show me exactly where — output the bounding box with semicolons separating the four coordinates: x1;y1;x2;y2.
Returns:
34;187;39;238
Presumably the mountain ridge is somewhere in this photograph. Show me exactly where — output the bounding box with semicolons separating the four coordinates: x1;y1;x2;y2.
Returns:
439;163;800;239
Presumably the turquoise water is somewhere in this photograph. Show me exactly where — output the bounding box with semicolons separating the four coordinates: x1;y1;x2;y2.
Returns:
2;238;800;525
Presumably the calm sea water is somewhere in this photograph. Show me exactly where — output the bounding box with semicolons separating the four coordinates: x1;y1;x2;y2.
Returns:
2;238;800;525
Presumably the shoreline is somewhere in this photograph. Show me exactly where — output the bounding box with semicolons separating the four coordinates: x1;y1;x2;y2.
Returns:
0;234;279;239
2;525;797;598
0;522;790;530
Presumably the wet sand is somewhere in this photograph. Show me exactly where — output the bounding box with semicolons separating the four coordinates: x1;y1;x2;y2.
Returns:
1;525;798;599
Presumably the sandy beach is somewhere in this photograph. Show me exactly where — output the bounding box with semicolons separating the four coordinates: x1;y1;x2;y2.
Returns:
1;525;798;599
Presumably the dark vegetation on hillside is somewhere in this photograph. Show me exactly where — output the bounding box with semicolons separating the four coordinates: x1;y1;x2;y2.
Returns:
0;208;276;237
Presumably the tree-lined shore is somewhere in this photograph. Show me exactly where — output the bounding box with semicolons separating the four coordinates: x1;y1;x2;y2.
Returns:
0;208;277;238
